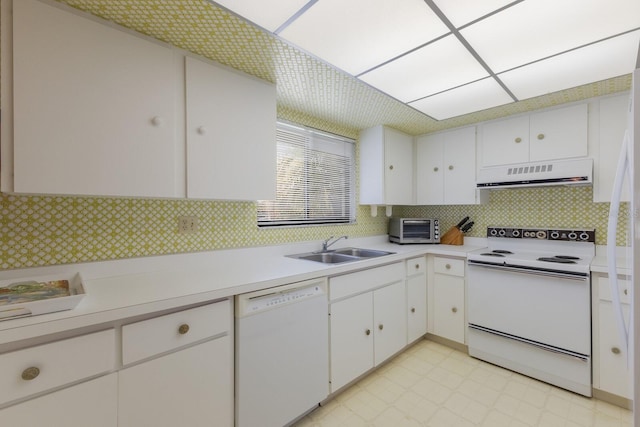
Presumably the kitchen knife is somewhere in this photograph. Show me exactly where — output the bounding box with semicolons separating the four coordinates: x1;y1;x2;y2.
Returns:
455;216;469;229
461;221;474;233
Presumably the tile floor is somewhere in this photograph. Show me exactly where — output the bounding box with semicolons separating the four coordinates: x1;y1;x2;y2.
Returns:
295;339;632;427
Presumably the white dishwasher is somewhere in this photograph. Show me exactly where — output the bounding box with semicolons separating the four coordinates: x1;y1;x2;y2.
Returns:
235;278;329;427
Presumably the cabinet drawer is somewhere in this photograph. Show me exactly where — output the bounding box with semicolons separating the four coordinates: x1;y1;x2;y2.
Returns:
329;262;404;301
122;300;231;365
406;256;426;277
433;257;465;277
0;329;115;405
597;275;631;304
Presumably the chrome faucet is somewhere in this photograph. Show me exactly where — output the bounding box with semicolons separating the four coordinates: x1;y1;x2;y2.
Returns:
321;235;348;252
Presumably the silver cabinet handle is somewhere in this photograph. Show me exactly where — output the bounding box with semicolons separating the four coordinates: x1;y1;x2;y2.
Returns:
537;133;545;140
515;137;522;143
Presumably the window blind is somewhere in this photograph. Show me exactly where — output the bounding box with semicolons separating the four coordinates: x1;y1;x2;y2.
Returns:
257;123;355;227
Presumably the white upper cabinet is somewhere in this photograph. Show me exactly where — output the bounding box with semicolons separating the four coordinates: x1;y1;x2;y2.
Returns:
416;126;482;205
480;116;530;166
593;93;630;202
185;56;276;200
7;0;179;197
480;103;588;167
359;125;414;206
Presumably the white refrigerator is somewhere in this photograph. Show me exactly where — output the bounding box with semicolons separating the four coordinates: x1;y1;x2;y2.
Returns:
609;43;640;426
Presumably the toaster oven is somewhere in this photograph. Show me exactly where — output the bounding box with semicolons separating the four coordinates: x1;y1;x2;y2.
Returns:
388;218;440;244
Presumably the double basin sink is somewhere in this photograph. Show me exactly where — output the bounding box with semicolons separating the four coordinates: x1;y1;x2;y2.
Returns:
287;247;395;264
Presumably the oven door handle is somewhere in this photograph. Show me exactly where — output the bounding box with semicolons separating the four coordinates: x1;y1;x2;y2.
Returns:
468;324;589;363
467;260;588;281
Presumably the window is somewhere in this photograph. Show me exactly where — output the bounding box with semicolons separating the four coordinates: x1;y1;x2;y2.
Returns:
258;122;355;227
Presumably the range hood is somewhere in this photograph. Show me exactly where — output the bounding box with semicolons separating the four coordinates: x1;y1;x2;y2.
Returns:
476;158;593;189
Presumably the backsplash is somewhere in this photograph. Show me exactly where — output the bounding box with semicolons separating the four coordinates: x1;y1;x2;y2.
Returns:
397;186;629;247
0;185;628;271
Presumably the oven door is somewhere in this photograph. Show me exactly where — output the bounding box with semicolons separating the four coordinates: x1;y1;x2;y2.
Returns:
467;261;591;355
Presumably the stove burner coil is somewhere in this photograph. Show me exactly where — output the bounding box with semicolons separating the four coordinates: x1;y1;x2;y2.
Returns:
481;253;505;257
537;257;577;264
492;250;514;254
554;255;580;260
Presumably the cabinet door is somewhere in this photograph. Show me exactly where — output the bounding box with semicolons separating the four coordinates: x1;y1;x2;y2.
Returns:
186;56;276;200
481;116;529;167
0;374;117;427
119;337;233;427
330;292;374;392
594;94;630;202
407;270;427;343
598;302;632;399
443;127;477;204
373;281;407;365
11;0;177;197
529;104;588;162
384;127;414;205
415;134;444;204
433;274;465;344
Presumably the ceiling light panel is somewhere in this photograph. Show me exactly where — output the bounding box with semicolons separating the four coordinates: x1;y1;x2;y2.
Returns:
409;77;513;120
430;0;517;28
212;0;311;32
499;30;640;100
278;0;449;76
461;0;640;73
359;35;488;103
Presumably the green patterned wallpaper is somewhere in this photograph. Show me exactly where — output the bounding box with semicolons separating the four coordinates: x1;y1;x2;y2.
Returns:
0;185;628;271
397;186;630;247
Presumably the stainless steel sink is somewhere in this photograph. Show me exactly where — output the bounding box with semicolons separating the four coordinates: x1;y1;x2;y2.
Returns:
333;247;395;258
287;247;395;264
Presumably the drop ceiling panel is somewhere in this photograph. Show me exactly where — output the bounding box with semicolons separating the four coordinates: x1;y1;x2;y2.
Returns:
212;0;311;32
409;77;513;120
499;30;640;100
461;0;640;73
278;0;449;75
430;0;516;28
359;35;488;103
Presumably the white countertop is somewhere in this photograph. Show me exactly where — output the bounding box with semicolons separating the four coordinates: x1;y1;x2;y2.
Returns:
0;236;486;345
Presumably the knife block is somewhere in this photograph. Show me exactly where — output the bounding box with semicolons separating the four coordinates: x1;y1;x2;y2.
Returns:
440;226;464;245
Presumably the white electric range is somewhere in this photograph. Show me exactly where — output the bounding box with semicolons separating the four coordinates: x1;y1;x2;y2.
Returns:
467;226;595;396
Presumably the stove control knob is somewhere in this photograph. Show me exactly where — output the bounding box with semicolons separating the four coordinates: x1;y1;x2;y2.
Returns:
489;228;498;236
498;229;506;236
580;232;590;241
536;230;546;239
511;230;520;237
550;231;560;240
568;232;578;240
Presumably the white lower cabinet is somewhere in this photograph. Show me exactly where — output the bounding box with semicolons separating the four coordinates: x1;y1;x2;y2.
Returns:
119;337;232;427
428;256;466;344
119;300;233;426
593;274;632;400
406;256;427;343
329;263;406;392
0;374;117;427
